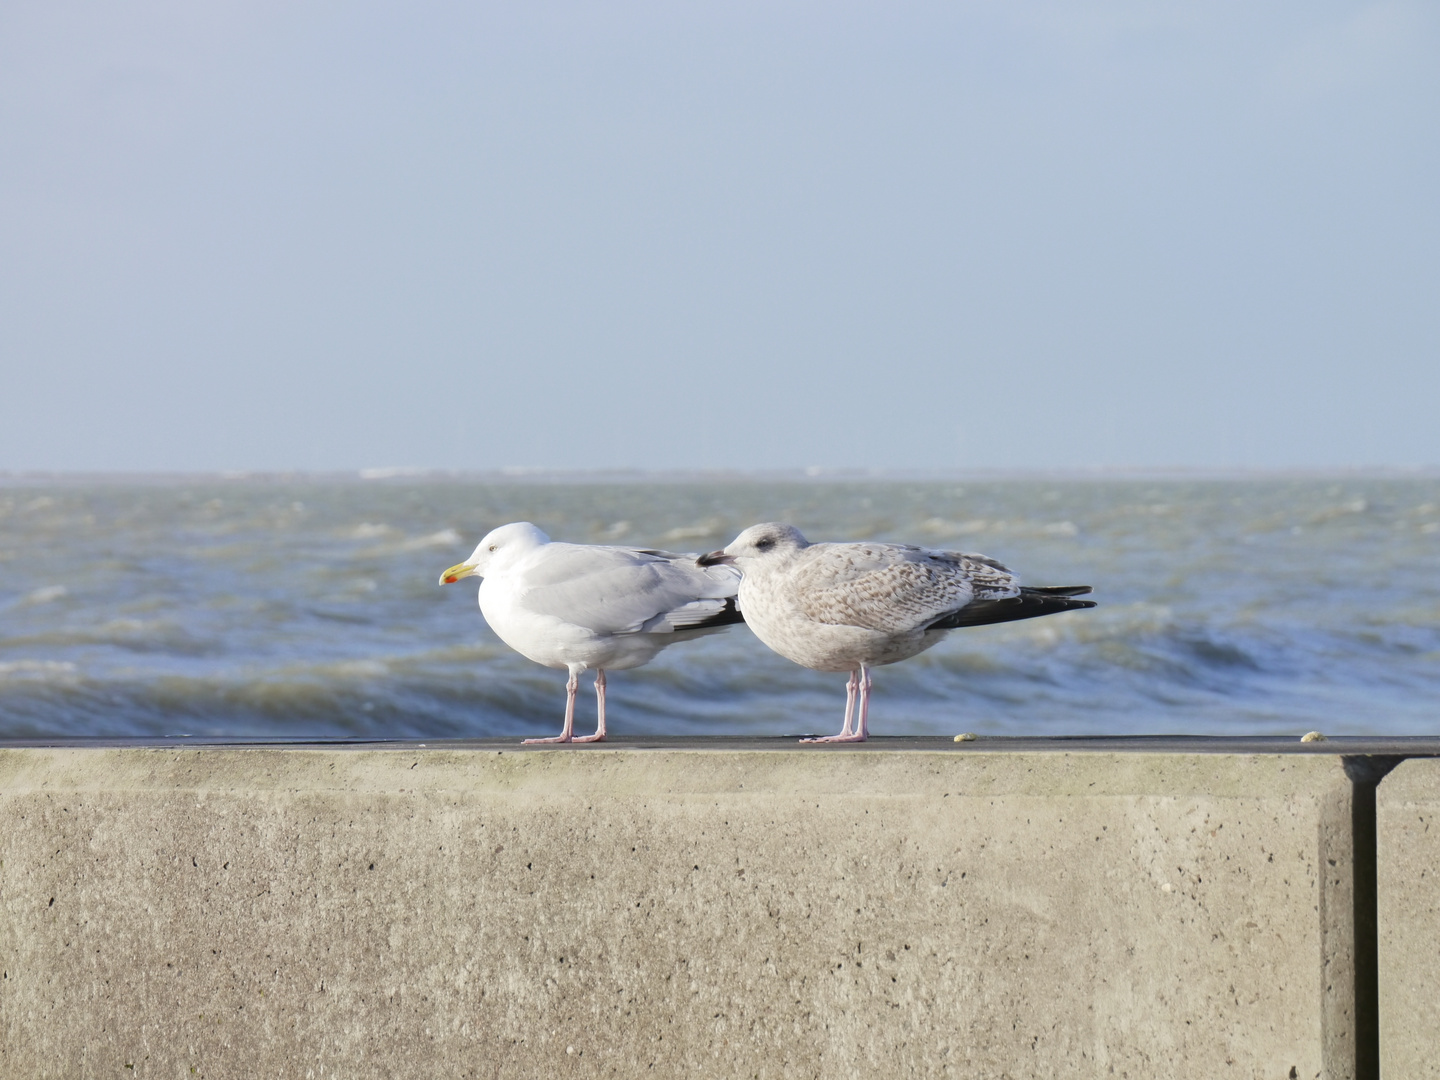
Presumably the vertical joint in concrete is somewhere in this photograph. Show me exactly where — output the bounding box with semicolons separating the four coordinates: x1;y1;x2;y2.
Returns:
1342;755;1402;1080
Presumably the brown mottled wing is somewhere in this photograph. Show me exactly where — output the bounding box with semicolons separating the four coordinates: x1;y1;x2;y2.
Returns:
789;543;1020;633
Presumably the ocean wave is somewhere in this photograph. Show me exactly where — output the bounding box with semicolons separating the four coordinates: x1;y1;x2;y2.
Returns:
917;517;1081;539
4;476;1440;738
0;618;219;656
350;522;396;539
347;527;465;558
660;518;727;543
1306;498;1369;524
0;660;78;681
12;584;68;607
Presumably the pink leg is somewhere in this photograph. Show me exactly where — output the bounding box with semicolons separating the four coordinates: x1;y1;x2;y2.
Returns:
522;667;580;744
573;669;608;743
854;665;873;740
840;670;858;736
800;668;868;744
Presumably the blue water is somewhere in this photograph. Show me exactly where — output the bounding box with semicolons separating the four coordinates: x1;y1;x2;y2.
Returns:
1;475;1437;739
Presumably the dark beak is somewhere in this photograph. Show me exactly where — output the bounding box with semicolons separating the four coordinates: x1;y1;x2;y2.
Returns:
697;549;735;567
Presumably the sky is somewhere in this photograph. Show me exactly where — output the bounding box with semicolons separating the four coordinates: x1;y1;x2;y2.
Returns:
1;1;1438;473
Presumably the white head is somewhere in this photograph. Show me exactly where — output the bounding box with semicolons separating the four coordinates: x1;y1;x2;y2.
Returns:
439;521;550;584
699;522;810;569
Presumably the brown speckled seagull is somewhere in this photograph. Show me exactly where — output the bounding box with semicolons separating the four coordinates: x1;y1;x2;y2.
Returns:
700;523;1095;743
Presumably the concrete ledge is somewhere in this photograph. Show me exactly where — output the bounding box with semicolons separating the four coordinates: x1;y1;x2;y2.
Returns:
0;746;1381;1077
1378;758;1440;1078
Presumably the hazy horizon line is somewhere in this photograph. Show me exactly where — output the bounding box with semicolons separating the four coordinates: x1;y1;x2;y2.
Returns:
4;464;1439;487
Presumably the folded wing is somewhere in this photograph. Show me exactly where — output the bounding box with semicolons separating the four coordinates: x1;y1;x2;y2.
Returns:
792;543;1021;634
516;544;743;636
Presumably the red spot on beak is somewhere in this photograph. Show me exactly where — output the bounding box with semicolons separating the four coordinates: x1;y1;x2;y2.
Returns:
443;574;458;584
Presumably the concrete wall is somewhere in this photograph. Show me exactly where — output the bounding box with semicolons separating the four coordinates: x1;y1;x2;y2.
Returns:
1377;758;1440;1079
0;748;1375;1078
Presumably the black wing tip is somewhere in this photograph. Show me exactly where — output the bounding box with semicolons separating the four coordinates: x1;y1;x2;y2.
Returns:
1022;585;1093;598
928;588;1097;630
685;595;746;629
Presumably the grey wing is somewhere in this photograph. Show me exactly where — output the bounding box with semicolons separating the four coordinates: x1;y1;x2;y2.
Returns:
792;543;1020;633
517;545;741;636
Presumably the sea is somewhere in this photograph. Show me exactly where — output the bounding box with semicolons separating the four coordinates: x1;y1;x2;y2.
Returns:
1;473;1437;740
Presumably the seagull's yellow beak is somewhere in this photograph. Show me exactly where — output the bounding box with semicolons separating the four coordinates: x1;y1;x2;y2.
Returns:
439;562;477;586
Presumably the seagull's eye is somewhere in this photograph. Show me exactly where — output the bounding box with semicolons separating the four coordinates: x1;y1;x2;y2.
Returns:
488;545;497;553
756;538;774;551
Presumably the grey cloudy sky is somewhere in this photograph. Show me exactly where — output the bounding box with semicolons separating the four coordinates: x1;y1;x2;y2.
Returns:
2;1;1437;472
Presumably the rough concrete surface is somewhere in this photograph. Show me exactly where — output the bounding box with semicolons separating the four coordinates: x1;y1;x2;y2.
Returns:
0;748;1362;1078
1377;758;1440;1078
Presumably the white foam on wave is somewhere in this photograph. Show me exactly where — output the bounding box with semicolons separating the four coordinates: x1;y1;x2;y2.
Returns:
350;523;395;539
399;529;462;551
661;519;725;543
1308;499;1369;524
17;584;68;606
918;517;1080;539
345;526;462;556
359;467;430;480
0;660;78;681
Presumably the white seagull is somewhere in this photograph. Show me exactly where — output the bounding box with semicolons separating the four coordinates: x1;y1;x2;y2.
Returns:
700;523;1094;743
440;522;743;744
